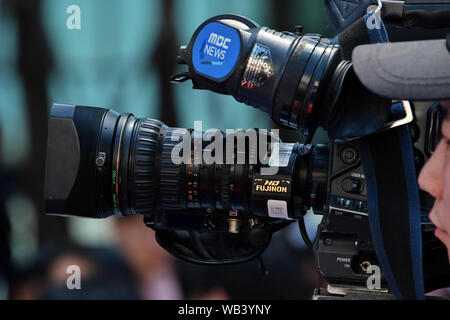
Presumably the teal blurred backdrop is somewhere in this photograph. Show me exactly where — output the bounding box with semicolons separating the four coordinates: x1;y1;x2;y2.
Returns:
0;0;331;299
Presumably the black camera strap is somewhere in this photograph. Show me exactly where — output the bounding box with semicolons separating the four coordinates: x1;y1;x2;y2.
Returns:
353;10;425;300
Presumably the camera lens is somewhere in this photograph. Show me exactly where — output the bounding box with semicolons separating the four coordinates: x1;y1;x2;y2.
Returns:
45;104;330;264
45;104;328;221
149;126;253;214
45;104;119;218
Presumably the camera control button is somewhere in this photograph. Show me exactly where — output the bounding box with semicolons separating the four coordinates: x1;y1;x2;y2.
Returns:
342;177;362;194
95;152;106;168
344;199;353;209
340;147;359;165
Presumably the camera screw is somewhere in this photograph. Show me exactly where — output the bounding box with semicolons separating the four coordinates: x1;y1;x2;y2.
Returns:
324;238;333;246
228;219;241;234
294;25;303;35
95;152;106;168
340;147;359;165
360;261;372;273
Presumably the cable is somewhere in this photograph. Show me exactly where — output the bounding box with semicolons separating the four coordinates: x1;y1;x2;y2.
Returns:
298;215;313;250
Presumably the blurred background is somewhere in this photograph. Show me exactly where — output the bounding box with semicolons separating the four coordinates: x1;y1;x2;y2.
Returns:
0;0;333;299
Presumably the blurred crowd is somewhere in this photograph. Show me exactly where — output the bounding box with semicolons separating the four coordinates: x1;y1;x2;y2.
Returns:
9;215;324;300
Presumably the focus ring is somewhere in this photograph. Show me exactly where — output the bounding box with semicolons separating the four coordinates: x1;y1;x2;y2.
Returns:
133;119;163;215
159;128;185;210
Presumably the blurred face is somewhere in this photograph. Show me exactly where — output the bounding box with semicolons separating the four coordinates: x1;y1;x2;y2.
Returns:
418;100;450;263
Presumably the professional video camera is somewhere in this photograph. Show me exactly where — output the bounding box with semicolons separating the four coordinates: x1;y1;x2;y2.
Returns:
44;4;450;299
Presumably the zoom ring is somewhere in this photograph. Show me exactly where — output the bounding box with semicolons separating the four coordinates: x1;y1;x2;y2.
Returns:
133;119;163;215
159;128;185;210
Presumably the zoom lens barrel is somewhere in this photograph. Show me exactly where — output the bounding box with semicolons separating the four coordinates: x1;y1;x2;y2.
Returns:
45;104;328;220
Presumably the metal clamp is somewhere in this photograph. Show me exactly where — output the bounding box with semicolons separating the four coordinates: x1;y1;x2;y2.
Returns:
346;100;414;141
381;100;414;131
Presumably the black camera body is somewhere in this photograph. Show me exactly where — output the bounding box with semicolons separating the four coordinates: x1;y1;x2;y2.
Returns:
315;102;449;293
315;139;374;287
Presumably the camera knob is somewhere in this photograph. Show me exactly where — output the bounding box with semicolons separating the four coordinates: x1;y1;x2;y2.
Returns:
342;177;363;194
340;147;359;165
95;152;106;168
294;25;303;35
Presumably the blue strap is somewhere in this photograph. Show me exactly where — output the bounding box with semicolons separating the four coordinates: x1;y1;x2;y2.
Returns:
355;138;402;298
364;10;389;43
398;127;425;299
359;10;425;300
326;0;375;34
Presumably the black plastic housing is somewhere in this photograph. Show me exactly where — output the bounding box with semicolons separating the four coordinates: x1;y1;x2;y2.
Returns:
44;104;119;218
